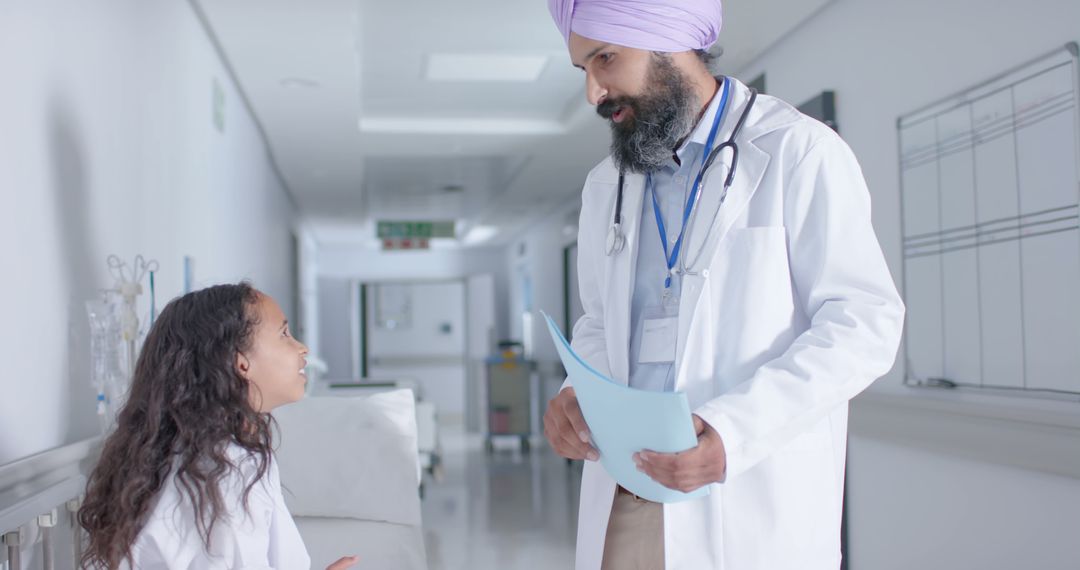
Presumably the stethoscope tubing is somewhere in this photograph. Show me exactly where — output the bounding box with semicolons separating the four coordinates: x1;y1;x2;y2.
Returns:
606;88;758;261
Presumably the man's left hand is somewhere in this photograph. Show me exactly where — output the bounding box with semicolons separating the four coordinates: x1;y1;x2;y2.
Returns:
634;415;726;493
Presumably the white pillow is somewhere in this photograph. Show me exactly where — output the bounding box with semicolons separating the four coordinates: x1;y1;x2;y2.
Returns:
272;390;422;526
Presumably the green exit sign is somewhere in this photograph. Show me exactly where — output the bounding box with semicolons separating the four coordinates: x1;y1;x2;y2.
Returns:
376;221;456;239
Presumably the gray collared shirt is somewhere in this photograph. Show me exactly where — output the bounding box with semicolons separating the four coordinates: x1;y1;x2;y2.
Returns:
628;78;726;392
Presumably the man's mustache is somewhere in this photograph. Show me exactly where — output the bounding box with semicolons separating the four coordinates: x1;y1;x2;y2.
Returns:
597;98;635;120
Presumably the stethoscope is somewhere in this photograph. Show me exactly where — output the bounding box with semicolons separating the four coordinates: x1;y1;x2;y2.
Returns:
605;86;759;274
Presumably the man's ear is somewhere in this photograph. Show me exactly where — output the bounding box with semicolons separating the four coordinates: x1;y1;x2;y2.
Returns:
236;352;252;379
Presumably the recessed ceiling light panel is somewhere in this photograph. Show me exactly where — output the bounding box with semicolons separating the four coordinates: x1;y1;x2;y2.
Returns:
426;54;549;82
279;77;321;89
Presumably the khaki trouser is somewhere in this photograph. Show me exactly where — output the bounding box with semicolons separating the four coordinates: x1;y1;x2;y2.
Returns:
601;488;665;570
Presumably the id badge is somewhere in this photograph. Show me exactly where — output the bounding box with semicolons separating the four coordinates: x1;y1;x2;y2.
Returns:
638;302;679;364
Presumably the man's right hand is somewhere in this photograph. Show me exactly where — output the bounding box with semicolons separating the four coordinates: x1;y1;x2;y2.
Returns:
543;387;598;461
326;555;358;570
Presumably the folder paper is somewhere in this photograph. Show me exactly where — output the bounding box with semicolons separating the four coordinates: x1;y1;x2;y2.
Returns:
542;312;709;503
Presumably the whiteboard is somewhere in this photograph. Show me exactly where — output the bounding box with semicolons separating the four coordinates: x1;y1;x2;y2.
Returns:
899;43;1080;397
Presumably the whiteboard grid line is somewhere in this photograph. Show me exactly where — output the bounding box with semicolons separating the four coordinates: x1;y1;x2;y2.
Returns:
1010;85;1029;391
904;204;1078;242
905;226;1079;259
900;58;1074;128
970;102;986;389
935;116;947;379
902;96;1075;168
905;215;1080;254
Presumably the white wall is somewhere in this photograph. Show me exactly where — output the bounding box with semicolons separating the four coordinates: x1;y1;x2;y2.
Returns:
848;435;1080;569
367;281;468;422
317;245;510;348
505;207;579;365
316;276;356;378
367;282;466;359
319;245;508;284
0;0;297;465
503;204;580;422
465;273;497;432
314;245;510;426
297;226;321;355
731;0;1080;567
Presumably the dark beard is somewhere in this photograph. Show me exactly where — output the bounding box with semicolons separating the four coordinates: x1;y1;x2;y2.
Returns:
597;55;699;174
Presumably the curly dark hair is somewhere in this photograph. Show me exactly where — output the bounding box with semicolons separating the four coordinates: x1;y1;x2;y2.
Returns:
78;282;272;569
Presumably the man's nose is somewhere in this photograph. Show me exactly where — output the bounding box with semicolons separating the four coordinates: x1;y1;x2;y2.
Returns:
585;72;607;106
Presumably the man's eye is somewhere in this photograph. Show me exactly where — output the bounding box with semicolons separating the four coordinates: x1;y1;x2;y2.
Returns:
600;53;613;63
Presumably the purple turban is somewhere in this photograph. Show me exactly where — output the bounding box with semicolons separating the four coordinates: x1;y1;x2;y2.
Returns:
547;0;723;53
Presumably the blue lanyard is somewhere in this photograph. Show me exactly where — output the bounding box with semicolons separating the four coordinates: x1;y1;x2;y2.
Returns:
649;78;731;289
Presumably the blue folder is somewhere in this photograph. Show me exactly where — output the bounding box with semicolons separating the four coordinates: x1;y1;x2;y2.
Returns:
542;312;709;503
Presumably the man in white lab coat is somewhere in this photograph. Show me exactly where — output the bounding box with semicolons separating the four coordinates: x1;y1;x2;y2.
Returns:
541;1;906;569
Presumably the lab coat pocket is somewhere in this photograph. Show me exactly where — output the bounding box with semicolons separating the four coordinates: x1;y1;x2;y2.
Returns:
722;430;839;568
707;227;796;382
733;226;791;302
731;225;788;256
781;431;840;555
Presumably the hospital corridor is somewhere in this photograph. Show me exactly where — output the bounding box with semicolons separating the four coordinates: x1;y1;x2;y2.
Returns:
3;0;1080;569
421;431;580;570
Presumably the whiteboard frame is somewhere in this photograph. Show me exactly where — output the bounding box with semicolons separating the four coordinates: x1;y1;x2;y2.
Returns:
898;42;1080;401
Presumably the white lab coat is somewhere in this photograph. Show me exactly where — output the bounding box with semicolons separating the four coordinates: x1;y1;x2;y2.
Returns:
570;78;904;570
124;445;312;570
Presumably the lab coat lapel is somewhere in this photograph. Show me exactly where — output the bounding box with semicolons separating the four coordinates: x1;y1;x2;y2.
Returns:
605;171;645;386
687;139;771;266
674;88;771;389
680;82;771;273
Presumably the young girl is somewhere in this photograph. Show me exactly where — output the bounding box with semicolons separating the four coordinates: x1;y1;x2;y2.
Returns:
79;283;357;570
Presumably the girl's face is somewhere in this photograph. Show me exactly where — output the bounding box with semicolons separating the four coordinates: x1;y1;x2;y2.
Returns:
238;293;309;412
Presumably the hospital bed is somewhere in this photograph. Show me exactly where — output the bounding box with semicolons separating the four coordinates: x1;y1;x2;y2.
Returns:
273;390;430;570
0;437;96;569
1;391;428;569
312;378;441;478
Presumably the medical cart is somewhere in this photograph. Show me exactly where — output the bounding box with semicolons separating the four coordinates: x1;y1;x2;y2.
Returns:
484;352;534;452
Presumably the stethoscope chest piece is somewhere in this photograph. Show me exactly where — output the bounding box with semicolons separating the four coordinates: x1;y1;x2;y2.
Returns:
606;224;626;255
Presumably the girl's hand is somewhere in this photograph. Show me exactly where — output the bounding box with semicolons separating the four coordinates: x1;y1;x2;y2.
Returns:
326;555;359;570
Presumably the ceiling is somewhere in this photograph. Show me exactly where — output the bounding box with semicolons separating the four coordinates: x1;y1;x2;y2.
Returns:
194;0;833;247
